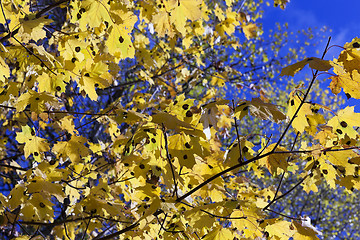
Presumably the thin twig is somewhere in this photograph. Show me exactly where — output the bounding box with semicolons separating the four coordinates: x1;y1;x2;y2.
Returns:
11;36;57;75
232;100;243;162
272;175;308;204
264;208;302;221
263;131;300;211
161;123;178;198
271;37;332;152
93;223;139;240
0;0;10;33
81;218;91;240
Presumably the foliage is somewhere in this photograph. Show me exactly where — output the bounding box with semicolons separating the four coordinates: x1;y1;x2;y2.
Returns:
0;0;359;239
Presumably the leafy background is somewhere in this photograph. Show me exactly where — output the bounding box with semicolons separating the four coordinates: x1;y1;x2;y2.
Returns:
0;0;360;239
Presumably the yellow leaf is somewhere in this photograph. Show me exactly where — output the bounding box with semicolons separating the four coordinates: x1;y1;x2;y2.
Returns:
248;97;286;123
170;0;202;34
16;90;62;114
153;10;174;38
37;72;67;94
168;133;196;169
344;37;360;49
259;144;290;174
292;220;321;240
152;112;205;138
59;116;78;135
286;90;313;133
106;18;137;59
330;61;360;99
242;22;258;39
265;219;295;240
18;15;53;42
280;57;332;77
338;48;360;74
52;136;91;163
0;55;10;83
274;0;290;9
203;226;234;240
16;125;49;161
21;193;54;221
328;106;360;139
80;0;112;29
27;177;64;201
231;208;264;238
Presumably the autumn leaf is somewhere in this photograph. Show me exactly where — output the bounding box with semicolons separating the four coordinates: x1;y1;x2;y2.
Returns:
237;97;286;123
203;226;234;240
292;219;321;240
280;57;332;77
16;90;62;114
286;90;313;133
242;22;258;39
16;125;49;161
328;106;360;139
259;143;290;174
169;0;202;35
52;136;91;163
329;60;360;99
264;219;296;240
2;0;360;239
18;15;53;42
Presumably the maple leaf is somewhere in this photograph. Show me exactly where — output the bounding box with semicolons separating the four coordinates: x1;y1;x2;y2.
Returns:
18;15;53;42
106;9;138;59
280;57;332;77
242;22;258;39
286;90;313;133
203;226;234;240
231;205;265;238
292;219;321;240
16;90;62;114
152;111;205;138
259;143;290;174
58;115;78;135
169;0;202;35
79;0;112;29
27;177;64;202
37;72;67;94
21;193;54;221
264;219;296;240
168;133;197;169
274;0;290;9
328;106;360;139
52;136;91;163
338;48;360;75
16;125;50;161
234;98;286;123
329;60;360;99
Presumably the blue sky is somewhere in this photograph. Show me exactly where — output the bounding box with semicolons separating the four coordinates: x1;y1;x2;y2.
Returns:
262;0;360;58
260;0;360;110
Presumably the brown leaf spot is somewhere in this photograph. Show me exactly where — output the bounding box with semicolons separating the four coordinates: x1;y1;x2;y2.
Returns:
182;104;189;110
185;110;193;117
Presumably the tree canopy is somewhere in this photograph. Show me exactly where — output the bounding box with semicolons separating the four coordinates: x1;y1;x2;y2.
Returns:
0;0;360;239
